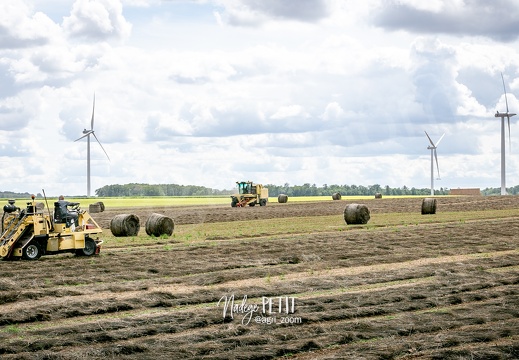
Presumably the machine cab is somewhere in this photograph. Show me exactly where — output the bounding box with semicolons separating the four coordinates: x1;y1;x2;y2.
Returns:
237;182;253;195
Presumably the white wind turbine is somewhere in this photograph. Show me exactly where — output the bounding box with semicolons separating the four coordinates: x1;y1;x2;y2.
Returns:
74;94;110;197
495;72;516;195
425;131;445;196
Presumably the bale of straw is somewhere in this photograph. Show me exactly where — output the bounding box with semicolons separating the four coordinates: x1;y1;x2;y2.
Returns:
110;214;140;237
278;194;288;203
96;201;105;212
343;203;370;225
421;198;437;215
145;213;175;237
375;193;382;199
332;192;342;200
89;203;102;213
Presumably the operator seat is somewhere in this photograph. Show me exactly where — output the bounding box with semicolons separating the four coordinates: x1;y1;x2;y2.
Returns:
54;202;65;224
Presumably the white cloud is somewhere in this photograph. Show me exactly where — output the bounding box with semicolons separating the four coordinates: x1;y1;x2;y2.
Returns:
1;0;519;196
63;0;132;42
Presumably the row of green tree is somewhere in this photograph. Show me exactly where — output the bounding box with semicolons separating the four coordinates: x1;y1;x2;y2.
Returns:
263;183;451;196
481;185;519;196
93;183;455;197
94;183;229;197
94;183;519;197
2;184;517;199
0;191;33;199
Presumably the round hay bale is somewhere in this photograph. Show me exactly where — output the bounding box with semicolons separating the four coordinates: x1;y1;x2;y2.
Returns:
375;193;382;199
332;192;342;200
89;203;102;213
145;213;174;237
110;214;140;237
96;201;105;212
278;194;288;203
343;203;370;225
421;198;437;215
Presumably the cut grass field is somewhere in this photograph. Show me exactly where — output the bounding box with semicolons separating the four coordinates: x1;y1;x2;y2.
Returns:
0;196;518;359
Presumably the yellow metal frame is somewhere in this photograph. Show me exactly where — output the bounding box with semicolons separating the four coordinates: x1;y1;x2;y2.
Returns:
0;197;103;259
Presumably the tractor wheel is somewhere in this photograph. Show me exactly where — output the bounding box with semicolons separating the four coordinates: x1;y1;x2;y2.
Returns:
22;242;42;260
260;199;267;206
77;237;97;256
249;201;256;206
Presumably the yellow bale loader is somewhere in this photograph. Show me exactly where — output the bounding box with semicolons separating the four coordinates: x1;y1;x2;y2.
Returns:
0;196;103;260
231;181;269;207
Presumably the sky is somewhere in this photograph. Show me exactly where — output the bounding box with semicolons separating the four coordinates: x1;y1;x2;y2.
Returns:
1;0;519;196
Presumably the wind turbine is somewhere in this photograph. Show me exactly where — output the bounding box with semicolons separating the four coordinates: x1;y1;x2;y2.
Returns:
495;72;516;195
74;94;110;197
425;131;445;196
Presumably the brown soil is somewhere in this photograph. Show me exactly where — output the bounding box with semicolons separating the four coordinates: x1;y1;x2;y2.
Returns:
0;196;518;359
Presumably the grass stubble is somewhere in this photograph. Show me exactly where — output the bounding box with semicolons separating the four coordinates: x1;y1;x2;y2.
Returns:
0;196;517;359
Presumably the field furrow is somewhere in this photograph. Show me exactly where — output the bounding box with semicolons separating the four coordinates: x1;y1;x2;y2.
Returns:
0;196;518;359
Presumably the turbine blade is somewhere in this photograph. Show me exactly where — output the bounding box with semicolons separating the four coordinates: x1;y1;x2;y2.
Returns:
91;93;95;130
435;133;445;147
434;148;440;179
92;132;110;161
501;72;509;113
74;133;90;142
424;130;435;147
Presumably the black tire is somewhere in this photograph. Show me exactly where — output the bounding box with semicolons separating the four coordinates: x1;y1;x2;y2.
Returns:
248;201;256;206
231;197;238;207
77;237;97;256
260;199;267;206
22;242;42;260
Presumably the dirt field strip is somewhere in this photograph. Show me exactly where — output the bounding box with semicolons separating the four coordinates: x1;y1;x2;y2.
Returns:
1;196;519;359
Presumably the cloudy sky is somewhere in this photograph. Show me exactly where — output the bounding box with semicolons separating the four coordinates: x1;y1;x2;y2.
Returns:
1;0;519;196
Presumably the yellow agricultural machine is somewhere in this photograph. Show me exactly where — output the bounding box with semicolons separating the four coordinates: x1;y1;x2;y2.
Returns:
231;181;269;207
0;196;103;260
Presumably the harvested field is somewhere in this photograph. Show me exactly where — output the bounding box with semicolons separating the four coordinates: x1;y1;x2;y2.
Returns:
0;196;518;359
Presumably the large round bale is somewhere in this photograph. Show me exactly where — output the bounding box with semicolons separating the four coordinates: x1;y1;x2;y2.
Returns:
278;194;288;203
421;198;437;215
89;203;102;213
110;214;140;237
343;203;370;225
375;193;382;199
332;192;342;200
96;201;105;212
145;213;174;237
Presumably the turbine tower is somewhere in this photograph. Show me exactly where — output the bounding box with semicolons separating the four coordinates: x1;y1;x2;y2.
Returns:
495;73;516;195
74;94;110;197
425;131;445;196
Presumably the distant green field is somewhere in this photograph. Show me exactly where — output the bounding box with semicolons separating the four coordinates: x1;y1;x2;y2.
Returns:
1;195;443;208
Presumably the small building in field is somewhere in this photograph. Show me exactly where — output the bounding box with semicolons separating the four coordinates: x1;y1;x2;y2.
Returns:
449;188;481;196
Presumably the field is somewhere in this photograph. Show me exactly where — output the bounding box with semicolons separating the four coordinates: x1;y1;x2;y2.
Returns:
0;196;518;359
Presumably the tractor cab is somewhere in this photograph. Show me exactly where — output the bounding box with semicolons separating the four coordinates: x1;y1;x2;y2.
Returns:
237;181;253;195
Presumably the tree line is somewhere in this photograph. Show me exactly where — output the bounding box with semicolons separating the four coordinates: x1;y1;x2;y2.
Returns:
1;184;517;199
263;183;451;196
94;183;452;197
94;183;519;197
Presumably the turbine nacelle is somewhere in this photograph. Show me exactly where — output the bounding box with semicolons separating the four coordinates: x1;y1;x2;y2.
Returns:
495;112;516;118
